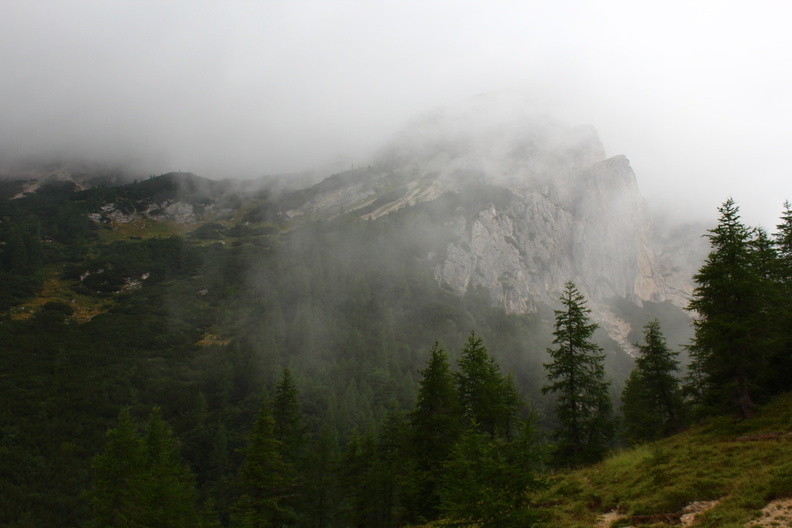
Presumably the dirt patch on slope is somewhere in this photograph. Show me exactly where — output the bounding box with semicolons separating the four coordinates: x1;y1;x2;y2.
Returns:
747;498;792;527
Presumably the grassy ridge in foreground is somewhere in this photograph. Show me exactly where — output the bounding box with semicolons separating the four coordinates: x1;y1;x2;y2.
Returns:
533;392;792;527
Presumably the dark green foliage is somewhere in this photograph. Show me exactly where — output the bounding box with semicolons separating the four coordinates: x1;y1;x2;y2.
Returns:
85;409;147;527
337;409;413;528
456;331;521;439
439;420;545;528
299;426;341;528
543;281;613;466
770;201;792;393
407;341;464;519
621;321;685;443
272;368;305;460
232;402;296;528
192;222;227;240
86;407;205;528
686;199;775;418
0;173;636;526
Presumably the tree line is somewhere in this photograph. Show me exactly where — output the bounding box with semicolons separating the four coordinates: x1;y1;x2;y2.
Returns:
80;278;650;527
82;197;792;527
3;174;792;526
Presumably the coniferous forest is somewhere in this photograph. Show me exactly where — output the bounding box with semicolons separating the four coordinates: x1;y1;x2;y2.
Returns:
1;175;792;527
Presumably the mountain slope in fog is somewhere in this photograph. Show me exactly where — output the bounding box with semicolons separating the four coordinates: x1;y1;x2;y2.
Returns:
276;100;704;322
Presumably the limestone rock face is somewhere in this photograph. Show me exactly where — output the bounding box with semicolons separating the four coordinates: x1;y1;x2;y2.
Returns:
283;99;702;315
432;153;673;312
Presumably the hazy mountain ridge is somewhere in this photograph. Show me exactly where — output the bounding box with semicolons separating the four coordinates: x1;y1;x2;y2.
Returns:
1;106;706;354
263;107;703;329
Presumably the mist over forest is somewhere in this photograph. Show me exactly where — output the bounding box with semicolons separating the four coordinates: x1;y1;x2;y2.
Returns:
3;101;792;525
3;2;792;526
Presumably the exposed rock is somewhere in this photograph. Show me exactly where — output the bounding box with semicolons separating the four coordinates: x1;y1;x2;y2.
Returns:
279;102;703;329
431;153;676;316
276;101;705;349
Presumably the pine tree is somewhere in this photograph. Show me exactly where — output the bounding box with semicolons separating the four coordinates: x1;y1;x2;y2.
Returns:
232;402;295;528
771;202;792;393
272;367;305;462
86;408;147;527
373;407;410;528
439;419;544;528
776;201;792;262
621;320;685;443
542;281;613;466
686;198;772;418
301;426;340;528
140;407;201;528
408;341;463;520
338;429;378;528
455;332;520;439
87;408;207;528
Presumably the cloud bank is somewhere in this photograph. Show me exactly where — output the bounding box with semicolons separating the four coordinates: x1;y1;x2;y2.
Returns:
1;1;790;226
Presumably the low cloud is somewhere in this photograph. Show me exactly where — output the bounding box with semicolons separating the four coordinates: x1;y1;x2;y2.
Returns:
1;1;790;227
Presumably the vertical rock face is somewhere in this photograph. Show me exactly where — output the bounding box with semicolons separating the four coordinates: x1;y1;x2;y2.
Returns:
572;155;662;303
285;97;702;319
431;151;675;313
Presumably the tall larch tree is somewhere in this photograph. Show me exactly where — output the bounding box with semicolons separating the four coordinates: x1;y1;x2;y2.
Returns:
621;320;685;443
687;198;772;418
543;281;613;466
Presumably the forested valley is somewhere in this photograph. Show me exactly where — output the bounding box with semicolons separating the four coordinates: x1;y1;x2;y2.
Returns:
1;174;791;527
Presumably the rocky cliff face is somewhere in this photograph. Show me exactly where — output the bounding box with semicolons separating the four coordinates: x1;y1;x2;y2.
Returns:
432;153;671;313
277;100;704;347
289;100;699;312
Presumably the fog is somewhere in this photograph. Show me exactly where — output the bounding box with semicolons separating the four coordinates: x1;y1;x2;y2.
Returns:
1;1;791;227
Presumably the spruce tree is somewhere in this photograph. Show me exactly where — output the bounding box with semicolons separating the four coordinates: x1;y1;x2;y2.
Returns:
86;408;147;528
439;420;544;528
272;367;305;462
232;402;295;528
776;201;792;261
542;281;613;466
771;202;792;393
301;426;340;528
140;406;201;528
408;341;463;520
338;429;378;528
455;332;520;439
87;408;206;528
621;320;684;443
687;198;772;418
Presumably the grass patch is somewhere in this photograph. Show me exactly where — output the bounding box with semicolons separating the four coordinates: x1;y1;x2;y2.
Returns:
97;218;191;242
531;393;792;527
4;266;111;322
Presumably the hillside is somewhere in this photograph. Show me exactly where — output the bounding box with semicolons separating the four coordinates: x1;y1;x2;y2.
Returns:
0;162;701;527
532;392;792;528
0;108;724;527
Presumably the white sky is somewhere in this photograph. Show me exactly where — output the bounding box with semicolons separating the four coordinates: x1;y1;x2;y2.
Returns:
1;0;791;227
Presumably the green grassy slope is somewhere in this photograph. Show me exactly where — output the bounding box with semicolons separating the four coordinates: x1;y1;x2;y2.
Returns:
532;392;792;527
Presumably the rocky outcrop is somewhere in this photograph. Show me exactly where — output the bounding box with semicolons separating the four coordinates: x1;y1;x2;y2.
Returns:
278;100;702;319
89;200;204;224
432;153;678;313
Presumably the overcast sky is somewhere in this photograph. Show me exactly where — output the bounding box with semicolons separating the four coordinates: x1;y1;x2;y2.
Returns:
1;1;790;227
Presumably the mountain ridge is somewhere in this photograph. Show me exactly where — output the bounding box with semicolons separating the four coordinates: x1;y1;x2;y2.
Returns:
1;106;707;356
